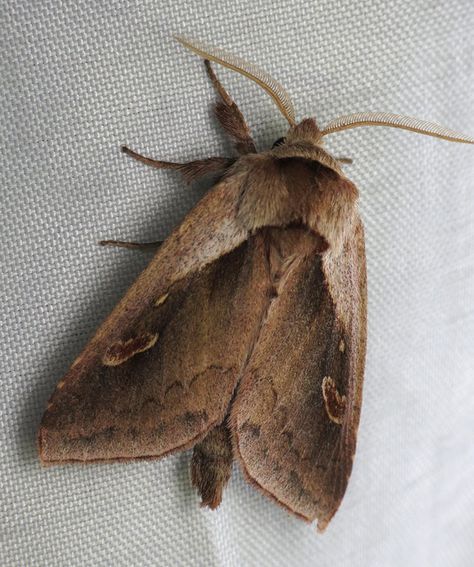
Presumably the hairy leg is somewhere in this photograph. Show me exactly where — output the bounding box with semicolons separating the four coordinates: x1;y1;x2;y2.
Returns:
121;146;234;184
204;60;256;155
99;240;162;251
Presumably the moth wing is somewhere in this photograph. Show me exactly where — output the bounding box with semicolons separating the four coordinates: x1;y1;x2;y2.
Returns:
230;219;367;531
39;173;271;464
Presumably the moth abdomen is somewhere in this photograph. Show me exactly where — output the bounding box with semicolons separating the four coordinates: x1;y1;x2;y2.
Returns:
191;424;233;509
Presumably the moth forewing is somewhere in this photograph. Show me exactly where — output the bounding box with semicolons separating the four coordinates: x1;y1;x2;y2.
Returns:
230;216;367;532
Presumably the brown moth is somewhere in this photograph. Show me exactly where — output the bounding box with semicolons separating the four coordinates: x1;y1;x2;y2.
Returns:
38;36;474;532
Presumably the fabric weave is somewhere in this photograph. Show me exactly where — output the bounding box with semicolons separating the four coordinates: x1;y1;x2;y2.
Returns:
2;1;474;566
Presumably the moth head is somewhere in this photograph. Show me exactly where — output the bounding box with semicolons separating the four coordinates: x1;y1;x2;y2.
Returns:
283;117;322;146
271;118;324;152
175;36;474;149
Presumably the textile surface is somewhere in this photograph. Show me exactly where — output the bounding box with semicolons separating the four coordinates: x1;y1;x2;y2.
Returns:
1;1;474;566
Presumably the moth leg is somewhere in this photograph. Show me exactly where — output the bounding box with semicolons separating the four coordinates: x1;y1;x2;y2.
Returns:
99;239;162;251
191;423;233;509
204;60;257;155
122;146;235;184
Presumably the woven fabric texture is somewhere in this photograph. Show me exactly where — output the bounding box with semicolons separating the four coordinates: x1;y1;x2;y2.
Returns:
1;1;474;566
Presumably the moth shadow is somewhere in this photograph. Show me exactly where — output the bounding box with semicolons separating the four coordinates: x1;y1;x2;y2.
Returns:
16;175;215;467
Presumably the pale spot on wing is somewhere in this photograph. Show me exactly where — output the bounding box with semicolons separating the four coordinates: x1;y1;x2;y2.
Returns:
339;339;345;353
322;376;346;425
317;517;330;533
71;354;84;368
102;332;159;366
154;293;169;307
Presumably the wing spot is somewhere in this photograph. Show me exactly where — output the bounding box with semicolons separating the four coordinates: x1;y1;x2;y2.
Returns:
69;427;117;444
128;427;139;439
270;386;278;410
322;376;346;425
274;406;289;431
71;353;86;368
181;410;209;427
154;293;169;307
281;430;293;446
339;339;345;353
57;380;66;390
240;421;261;438
289;447;301;460
102;332;159;366
272;461;283;474
153;423;167;437
288;470;305;496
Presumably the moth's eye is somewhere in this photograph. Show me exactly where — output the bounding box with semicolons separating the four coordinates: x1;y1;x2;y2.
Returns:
272;137;286;148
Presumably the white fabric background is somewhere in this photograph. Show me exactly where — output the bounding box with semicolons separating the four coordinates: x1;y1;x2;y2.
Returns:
2;1;474;566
